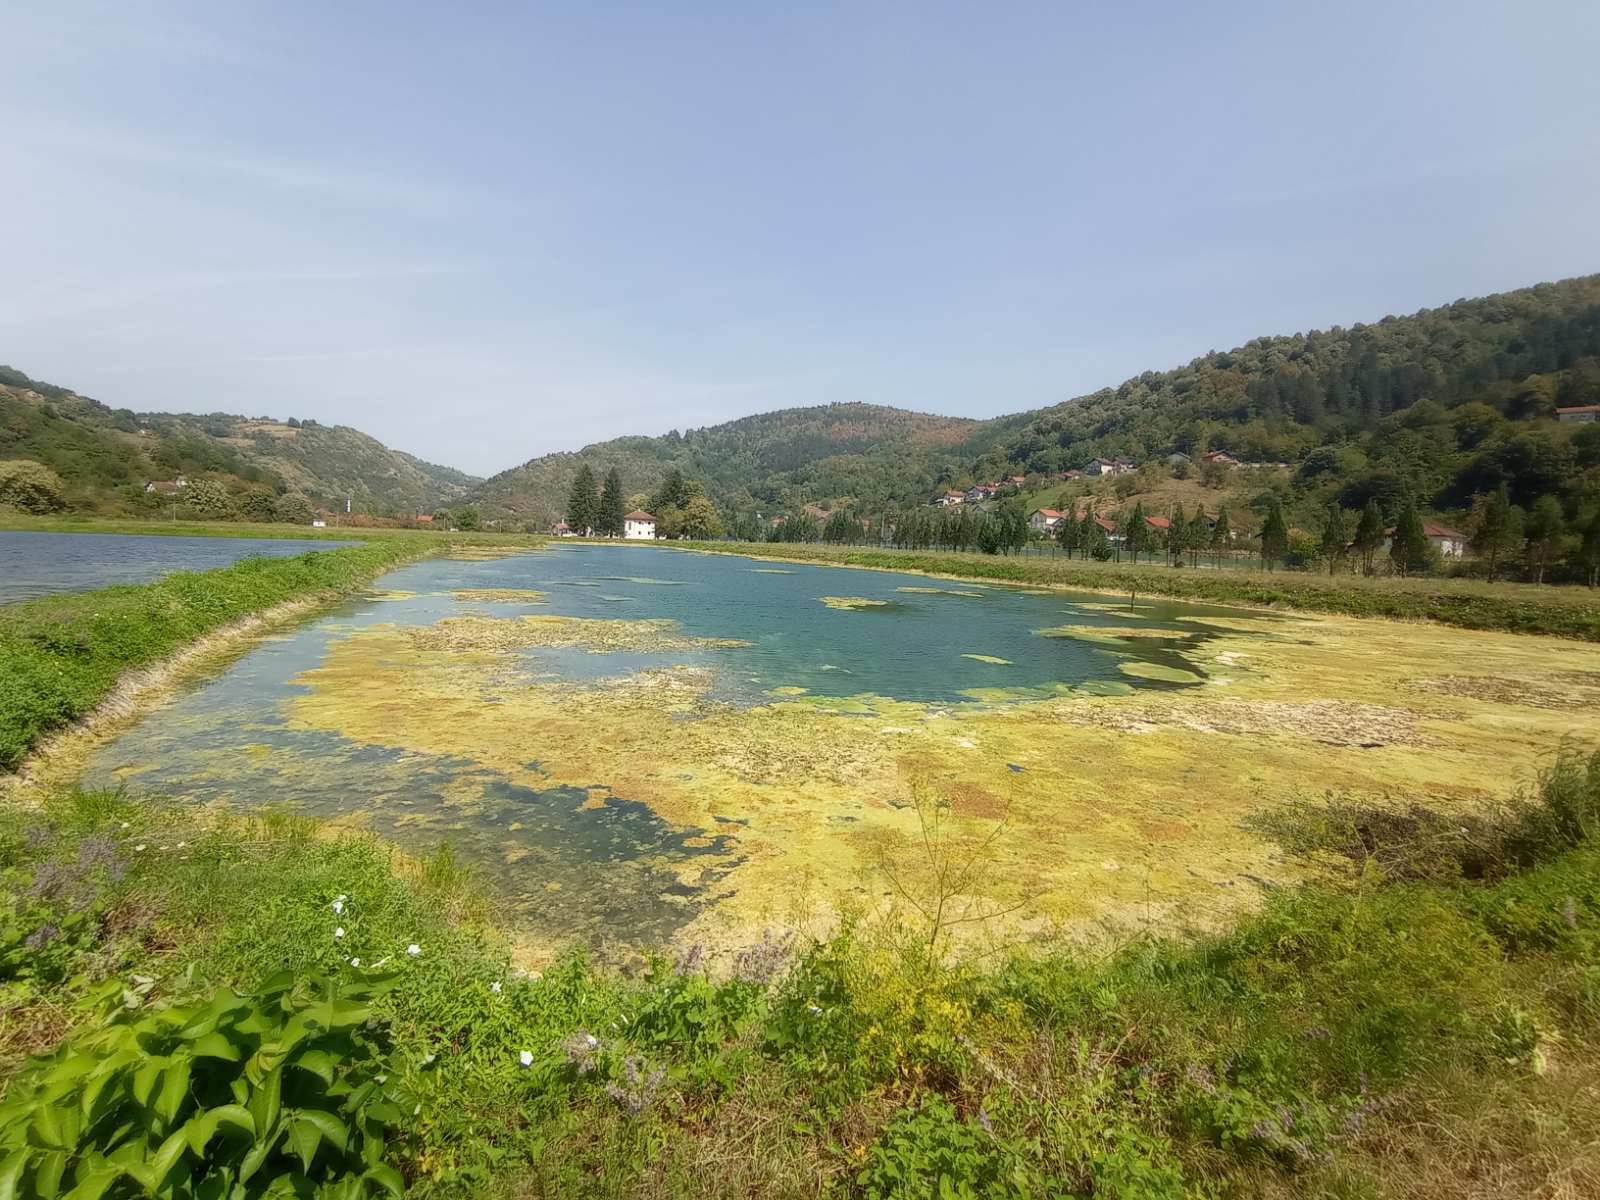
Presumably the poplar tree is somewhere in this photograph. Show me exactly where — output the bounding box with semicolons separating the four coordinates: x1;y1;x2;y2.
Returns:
1209;506;1231;566
567;464;599;535
1389;502;1429;577
1524;496;1565;584
1124;501;1150;563
1320;502;1349;575
1578;510;1600;588
1260;501;1289;570
1471;486;1517;579
597;468;625;537
1354;499;1385;575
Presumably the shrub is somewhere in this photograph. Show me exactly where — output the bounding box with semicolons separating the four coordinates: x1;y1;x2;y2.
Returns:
0;969;411;1198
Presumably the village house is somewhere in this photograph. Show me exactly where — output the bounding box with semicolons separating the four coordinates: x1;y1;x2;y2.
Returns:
932;490;965;507
623;510;657;540
1006;475;1026;487
1200;450;1240;467
143;475;189;494
550;520;576;537
413;513;434;525
1084;457;1136;476
1058;469;1084;481
1143;514;1171;533
1422;522;1469;557
1558;405;1600;423
964;483;999;502
1028;507;1066;533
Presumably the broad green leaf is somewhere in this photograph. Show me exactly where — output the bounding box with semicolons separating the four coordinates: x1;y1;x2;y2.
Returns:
33;1151;66;1200
189;1034;241;1062
288;1049;337;1086
293;1109;348;1152
247;1067;281;1140
156;1059;193;1125
0;1149;30;1200
61;1169;119;1200
364;1163;405;1196
132;1061;164;1109
328;1000;371;1029
286;1120;322;1173
238;1136;272;1185
151;1128;190;1181
30;1102;65;1150
211;1106;256;1139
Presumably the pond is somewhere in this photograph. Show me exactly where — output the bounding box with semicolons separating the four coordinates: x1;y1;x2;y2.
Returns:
82;543;1286;954
0;530;359;605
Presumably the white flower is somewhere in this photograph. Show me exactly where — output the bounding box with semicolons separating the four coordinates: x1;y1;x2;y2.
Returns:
331;899;344;915
519;1050;534;1068
134;844;147;852
120;822;130;830
334;927;346;939
807;1004;822;1015
175;842;185;849
584;1033;598;1048
490;981;502;995
422;1053;437;1066
406;944;421;957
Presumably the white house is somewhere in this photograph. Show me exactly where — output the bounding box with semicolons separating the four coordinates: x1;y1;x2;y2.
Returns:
624;510;657;540
1423;522;1469;557
1028;507;1066;533
1558;405;1600;423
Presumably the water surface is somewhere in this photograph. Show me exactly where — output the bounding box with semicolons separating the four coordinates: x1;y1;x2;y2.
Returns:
0;530;358;605
82;544;1278;946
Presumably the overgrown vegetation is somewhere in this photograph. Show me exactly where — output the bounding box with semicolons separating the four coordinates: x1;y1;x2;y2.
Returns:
2;749;1597;1196
671;540;1600;640
0;542;431;770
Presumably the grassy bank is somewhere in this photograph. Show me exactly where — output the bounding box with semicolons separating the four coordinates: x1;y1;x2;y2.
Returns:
1;750;1597;1197
0;541;433;770
672;541;1600;641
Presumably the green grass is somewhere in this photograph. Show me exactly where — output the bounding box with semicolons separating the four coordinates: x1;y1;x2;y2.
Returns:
670;540;1600;641
0;541;434;770
0;513;545;546
3;751;1597;1197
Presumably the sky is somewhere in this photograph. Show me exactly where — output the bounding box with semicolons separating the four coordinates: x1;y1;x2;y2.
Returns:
3;1;1598;476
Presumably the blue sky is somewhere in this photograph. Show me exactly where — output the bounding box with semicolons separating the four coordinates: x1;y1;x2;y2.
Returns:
3;1;1598;475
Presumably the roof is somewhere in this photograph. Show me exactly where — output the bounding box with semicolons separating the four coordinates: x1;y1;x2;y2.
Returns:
1031;508;1065;519
1422;521;1466;540
1144;515;1171;529
1094;516;1118;533
624;510;656;522
1557;405;1600;414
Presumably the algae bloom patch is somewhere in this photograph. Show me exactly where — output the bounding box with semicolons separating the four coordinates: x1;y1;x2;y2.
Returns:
407;614;749;654
961;654;1013;665
450;588;549;604
817;596;891;611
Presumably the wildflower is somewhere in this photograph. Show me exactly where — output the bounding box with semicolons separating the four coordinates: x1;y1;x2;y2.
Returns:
422;1053;437;1066
334;927;346;939
120;822;129;830
134;844;147;852
977;1107;994;1136
332;898;345;915
490;980;502;995
175;842;185;849
732;928;795;985
605;1055;665;1115
349;957;361;967
562;1030;602;1074
406;943;421;957
519;1050;534;1068
807;1004;822;1015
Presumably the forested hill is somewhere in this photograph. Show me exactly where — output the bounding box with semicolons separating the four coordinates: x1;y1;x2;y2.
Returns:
468;273;1600;528
468;404;982;526
0;367;477;517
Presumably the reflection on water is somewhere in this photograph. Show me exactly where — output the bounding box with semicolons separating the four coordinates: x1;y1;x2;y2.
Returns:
82;544;1281;946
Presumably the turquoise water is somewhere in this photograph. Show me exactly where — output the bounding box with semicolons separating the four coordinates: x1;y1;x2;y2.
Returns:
81;544;1279;944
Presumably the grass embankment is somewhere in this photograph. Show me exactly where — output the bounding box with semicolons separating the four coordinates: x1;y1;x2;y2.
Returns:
673;541;1600;641
0;513;546;547
1;752;1597;1197
0;541;433;771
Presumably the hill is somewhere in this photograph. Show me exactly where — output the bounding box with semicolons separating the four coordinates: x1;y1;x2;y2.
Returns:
469;403;982;527
467;275;1600;537
0;366;477;518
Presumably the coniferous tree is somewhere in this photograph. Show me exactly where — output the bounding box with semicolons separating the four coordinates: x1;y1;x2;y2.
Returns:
597;468;625;537
1354;499;1385;576
1389;502;1430;577
1055;509;1080;556
1209;506;1231;566
1524;496;1565;584
567;464;599;535
1578;510;1600;588
1320;503;1350;576
1259;501;1289;570
1471;486;1517;579
1124;501;1150;563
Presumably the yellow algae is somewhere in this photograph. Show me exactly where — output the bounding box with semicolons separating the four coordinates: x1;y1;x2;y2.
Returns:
1038;625;1198;641
1117;662;1205;684
405;614;749;654
445;545;542;561
363;589;417;602
276;602;1600;958
818;596;891;610
769;686;809;696
896;586;986;598
961;654;1013;665
450;588;549;603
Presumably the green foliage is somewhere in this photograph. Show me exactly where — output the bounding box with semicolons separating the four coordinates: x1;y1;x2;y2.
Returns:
857;1097;1038;1200
596;469;625;538
565;465;598;535
0;459;68;514
0;970;410;1198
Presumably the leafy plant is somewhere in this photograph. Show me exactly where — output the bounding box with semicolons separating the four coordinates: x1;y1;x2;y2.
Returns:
0;969;411;1198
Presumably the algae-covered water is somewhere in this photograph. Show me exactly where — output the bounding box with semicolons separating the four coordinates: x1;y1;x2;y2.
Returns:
81;544;1277;949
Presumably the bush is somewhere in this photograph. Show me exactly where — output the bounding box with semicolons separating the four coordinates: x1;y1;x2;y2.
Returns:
0;459;67;513
0;970;410;1198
